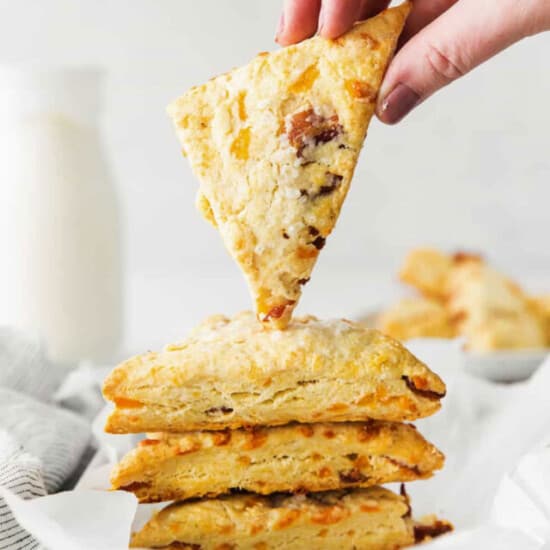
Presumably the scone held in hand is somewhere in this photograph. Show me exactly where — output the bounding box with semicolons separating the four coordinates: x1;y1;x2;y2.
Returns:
168;4;411;328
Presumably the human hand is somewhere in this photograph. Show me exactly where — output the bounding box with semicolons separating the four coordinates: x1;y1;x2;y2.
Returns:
275;0;550;124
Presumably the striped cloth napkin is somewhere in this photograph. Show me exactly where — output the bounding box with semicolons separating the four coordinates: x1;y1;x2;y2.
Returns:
0;328;94;550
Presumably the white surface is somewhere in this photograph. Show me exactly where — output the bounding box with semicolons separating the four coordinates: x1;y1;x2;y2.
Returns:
0;0;548;284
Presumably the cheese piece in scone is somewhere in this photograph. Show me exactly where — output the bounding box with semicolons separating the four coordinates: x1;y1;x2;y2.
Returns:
377;297;455;341
167;4;411;329
103;312;446;434
130;487;415;549
111;420;444;503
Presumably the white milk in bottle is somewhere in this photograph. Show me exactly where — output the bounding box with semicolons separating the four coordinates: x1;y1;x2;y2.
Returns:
0;67;123;364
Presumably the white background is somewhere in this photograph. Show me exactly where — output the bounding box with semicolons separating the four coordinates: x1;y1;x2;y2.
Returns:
0;0;548;349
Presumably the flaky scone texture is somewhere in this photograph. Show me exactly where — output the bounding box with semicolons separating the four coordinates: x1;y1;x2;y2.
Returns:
130;487;414;549
103;312;446;433
111;420;444;502
377;297;455;341
167;4;410;328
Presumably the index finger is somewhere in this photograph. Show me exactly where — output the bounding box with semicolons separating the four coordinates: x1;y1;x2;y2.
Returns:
276;0;322;46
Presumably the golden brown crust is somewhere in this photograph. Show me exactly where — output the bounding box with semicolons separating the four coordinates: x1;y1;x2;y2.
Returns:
377;297;455;341
111;421;444;502
167;4;411;329
398;248;454;299
103;312;445;434
130;487;415;549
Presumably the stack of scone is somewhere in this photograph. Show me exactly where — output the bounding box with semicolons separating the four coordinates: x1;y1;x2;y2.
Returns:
104;312;450;549
102;3;452;548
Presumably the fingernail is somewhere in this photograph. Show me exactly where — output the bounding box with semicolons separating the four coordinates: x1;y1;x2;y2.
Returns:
378;83;420;124
275;12;285;41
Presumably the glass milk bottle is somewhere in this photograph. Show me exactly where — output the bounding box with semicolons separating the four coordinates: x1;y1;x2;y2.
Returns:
0;67;123;364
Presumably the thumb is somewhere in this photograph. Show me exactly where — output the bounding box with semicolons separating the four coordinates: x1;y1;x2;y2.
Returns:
376;0;541;124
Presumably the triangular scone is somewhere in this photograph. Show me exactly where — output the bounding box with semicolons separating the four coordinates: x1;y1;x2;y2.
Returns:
103;311;445;433
168;4;411;328
112;421;444;503
130;487;416;549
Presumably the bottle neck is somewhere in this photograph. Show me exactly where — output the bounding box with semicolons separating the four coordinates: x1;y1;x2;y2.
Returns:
0;66;103;127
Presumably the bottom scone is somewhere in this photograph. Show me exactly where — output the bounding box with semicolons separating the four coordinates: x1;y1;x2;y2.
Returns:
112;421;444;502
131;487;415;550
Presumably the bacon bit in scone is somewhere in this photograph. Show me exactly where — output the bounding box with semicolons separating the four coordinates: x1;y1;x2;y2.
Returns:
289;64;320;94
287;109;342;157
263;300;296;320
345;80;377;102
205;406;234;416
311;506;349;525
138;438;161;447
323;429;336;439
298;277;310;286
244;428;268;450
414;520;454;542
318;466;332;478
345;453;359;461
114;397;143;408
297;379;319;386
299;425;315;437
310;236;326;250
230;127;251;160
274;509;301;529
282;231;290;239
385;456;422;477
339;468;367;483
317;173;343;197
318;528;329;537
212;430;232;446
357;421;383;441
308;225;320;236
402;375;446;399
